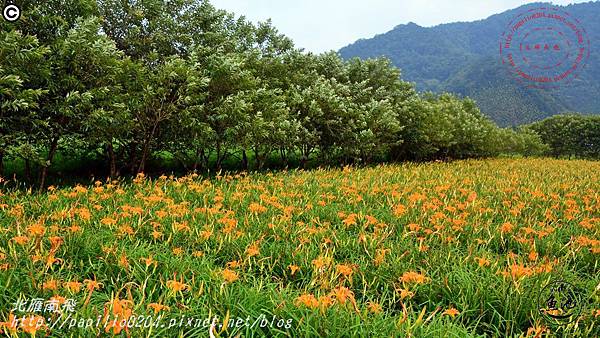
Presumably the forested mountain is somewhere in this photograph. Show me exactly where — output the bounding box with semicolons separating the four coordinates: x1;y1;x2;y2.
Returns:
339;1;600;126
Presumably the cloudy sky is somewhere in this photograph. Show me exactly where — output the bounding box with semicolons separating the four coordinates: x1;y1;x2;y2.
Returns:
210;0;592;53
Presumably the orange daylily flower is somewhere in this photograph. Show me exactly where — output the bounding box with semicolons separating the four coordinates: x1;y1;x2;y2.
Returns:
222;269;239;283
20;315;47;335
147;303;170;314
65;280;82;293
443;307;460;318
288;264;300;275
166;277;189;292
399;271;429;285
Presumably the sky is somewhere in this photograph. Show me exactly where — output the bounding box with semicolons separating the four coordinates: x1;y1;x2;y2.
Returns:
210;0;592;53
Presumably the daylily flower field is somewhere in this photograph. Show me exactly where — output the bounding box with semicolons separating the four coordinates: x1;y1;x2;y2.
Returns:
0;158;599;337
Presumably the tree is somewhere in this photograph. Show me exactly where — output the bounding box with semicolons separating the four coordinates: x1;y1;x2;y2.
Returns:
36;17;122;188
0;31;48;177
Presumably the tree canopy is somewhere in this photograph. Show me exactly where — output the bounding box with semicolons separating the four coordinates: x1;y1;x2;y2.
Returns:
2;0;594;189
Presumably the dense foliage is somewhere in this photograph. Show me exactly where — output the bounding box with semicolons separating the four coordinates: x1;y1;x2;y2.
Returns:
339;2;600;126
527;114;600;159
0;0;588;190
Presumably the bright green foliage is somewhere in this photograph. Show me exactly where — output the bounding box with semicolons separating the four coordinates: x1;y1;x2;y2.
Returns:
528;114;600;159
0;0;574;187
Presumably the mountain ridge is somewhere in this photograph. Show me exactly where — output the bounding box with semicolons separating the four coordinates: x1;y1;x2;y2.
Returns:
339;1;600;126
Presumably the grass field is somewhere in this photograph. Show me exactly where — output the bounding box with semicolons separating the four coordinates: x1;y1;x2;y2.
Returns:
0;158;599;337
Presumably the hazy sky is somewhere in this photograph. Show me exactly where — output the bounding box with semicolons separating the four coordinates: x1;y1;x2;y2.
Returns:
210;0;593;53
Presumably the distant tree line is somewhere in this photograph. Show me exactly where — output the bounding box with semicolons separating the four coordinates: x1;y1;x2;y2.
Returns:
526;114;600;159
0;1;597;189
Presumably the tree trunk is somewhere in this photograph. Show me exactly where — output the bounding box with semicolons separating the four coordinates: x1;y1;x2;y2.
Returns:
215;141;223;171
192;156;198;172
279;148;288;168
137;121;160;174
127;141;138;174
242;150;248;171
39;136;59;191
0;151;4;177
137;138;150;174
107;142;117;178
192;147;201;172
254;147;265;171
300;146;312;169
24;159;31;182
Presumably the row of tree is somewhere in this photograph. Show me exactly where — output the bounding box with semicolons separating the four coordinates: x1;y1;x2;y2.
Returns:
527;114;600;159
0;1;596;188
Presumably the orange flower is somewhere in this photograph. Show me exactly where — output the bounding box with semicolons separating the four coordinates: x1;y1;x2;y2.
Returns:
67;224;82;233
475;257;491;267
104;298;133;335
311;256;330;272
502;264;534;279
173;222;190;232
526;326;547;337
397;288;414;300
342;213;358;226
248;203;267;214
43;279;59;291
330;286;358;312
152;230;163;239
48;236;63;251
374;248;389;266
336;264;354;278
399;271;429;285
84;279;102;291
118;254;129;269
393;204;407;217
318;295;335;309
76;208;91;221
26;223;46;237
331;286;355;305
528;250;538;261
443;307;460;318
12;236;29;245
166;277;189;292
49;295;67;306
226;260;241;269
500;222;514;233
20;315;46;335
288;264;300;275
141;256;156;268
407;223;421;232
200;230;212;240
367;301;383;314
294;294;319;309
118;225;134;236
101;217;117;226
222;269;239;283
147;303;170;314
0;313;18;335
65;280;82;293
246;243;260;258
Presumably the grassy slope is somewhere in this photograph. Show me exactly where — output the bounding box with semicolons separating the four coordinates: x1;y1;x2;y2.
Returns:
0;158;599;337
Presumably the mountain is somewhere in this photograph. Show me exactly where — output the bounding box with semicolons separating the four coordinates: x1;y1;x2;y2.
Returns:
339;1;600;126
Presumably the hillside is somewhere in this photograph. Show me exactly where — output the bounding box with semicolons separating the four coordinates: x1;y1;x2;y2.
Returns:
339;1;600;126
